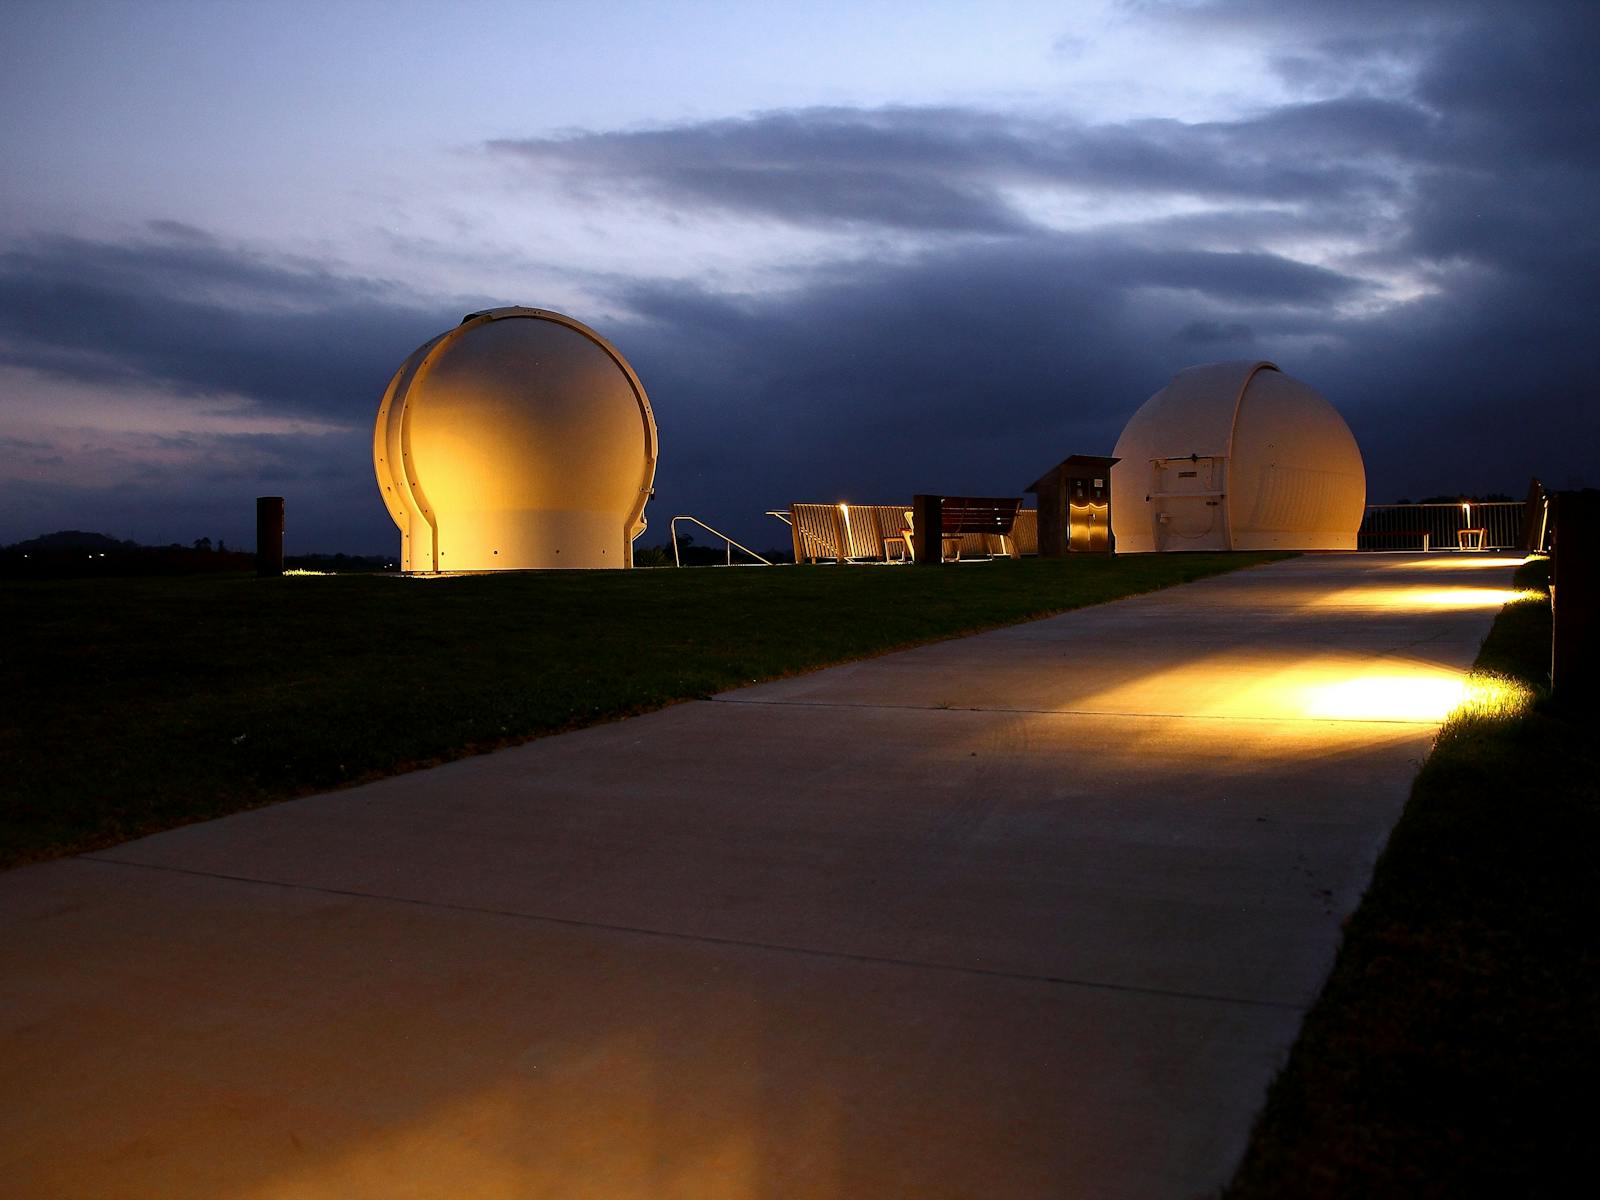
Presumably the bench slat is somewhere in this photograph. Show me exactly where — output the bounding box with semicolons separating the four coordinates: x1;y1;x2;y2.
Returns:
939;496;1021;535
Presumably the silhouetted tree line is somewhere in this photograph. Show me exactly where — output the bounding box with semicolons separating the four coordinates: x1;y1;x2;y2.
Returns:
0;531;394;578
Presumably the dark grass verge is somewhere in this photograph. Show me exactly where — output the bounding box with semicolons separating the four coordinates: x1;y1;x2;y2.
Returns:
1223;557;1598;1199
2;553;1286;869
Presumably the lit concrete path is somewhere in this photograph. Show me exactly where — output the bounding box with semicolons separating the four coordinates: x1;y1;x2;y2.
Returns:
0;553;1521;1199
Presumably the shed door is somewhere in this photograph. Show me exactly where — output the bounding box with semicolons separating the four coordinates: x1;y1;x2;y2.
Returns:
1068;474;1110;552
1152;457;1227;551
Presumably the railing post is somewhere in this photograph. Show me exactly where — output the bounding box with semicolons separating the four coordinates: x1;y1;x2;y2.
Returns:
667;515;775;567
1551;489;1600;706
912;494;942;566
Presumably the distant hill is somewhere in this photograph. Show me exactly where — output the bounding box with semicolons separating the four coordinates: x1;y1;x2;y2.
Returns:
7;530;141;552
2;530;250;579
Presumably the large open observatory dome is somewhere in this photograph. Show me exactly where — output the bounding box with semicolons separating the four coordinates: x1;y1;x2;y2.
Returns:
1110;360;1365;552
374;307;657;571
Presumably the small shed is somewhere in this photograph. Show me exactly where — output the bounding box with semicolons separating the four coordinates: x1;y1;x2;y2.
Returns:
1027;455;1121;555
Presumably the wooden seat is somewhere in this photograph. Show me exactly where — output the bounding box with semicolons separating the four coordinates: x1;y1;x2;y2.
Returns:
910;497;1021;562
897;510;962;562
943;496;1021;559
787;503;846;562
882;511;914;563
784;500;1026;563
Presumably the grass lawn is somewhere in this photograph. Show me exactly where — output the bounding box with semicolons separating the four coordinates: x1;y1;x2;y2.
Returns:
1224;556;1597;1198
2;552;1284;868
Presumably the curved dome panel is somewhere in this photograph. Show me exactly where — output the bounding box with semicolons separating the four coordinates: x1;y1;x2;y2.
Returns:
1111;361;1364;552
373;307;657;571
1228;369;1365;550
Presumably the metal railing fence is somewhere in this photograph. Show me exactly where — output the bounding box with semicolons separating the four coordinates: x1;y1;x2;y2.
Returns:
1358;502;1523;551
669;516;774;566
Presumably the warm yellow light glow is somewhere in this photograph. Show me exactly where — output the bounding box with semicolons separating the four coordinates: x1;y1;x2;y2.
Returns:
1068;501;1109;547
283;568;332;576
1314;586;1540;610
1453;673;1536;721
1242;661;1530;724
1389;556;1527;571
1069;644;1538;727
1300;669;1530;724
1300;673;1469;721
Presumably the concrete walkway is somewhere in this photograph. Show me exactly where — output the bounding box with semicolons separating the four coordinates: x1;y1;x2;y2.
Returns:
0;553;1521;1199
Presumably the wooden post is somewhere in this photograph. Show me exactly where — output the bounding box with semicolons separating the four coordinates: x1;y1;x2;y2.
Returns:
912;494;942;566
1033;474;1066;557
256;496;285;577
1551;489;1600;705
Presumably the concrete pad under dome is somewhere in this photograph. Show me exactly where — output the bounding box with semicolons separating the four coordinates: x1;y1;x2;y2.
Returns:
0;553;1518;1198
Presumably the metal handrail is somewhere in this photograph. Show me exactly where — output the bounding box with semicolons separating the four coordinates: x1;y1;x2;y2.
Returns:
1360;501;1523;550
670;515;775;567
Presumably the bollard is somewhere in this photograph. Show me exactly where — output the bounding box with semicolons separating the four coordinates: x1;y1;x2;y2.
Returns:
256;496;285;577
1550;489;1600;705
912;494;942;566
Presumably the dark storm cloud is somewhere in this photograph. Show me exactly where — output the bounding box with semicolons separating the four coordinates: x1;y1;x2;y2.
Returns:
1417;19;1600;165
1400;15;1600;282
1176;320;1254;345
489;98;1428;235
604;224;1591;550
599;234;1377;545
493;107;1031;233
0;427;381;551
1187;0;1600;178
1228;5;1600;495
586;0;1599;532
0;228;443;419
0;227;453;549
1135;0;1477;40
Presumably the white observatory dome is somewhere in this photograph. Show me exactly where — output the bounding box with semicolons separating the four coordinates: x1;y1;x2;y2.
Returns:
1110;360;1365;552
374;307;658;571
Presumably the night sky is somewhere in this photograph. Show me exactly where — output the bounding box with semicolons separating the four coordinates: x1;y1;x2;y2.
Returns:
3;0;1596;553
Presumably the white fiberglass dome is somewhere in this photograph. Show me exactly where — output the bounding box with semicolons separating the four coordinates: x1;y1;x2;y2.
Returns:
1110;360;1365;552
374;307;658;571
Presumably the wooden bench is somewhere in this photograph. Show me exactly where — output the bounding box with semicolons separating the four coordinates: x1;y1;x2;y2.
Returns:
910;495;1022;563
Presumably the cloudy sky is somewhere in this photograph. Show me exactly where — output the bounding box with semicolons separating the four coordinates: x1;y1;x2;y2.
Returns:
2;0;1596;552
